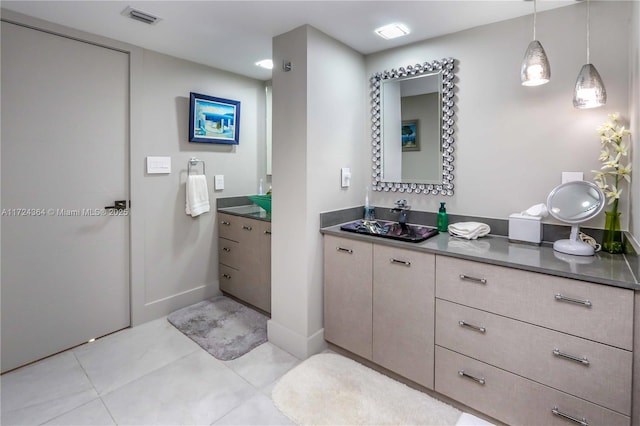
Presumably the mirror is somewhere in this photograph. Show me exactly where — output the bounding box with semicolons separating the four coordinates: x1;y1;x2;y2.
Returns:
547;181;605;256
370;58;457;195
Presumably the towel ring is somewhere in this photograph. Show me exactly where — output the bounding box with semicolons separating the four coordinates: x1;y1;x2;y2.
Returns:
188;158;205;176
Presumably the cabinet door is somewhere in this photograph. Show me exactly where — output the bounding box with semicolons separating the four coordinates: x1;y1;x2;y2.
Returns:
323;235;373;360
253;220;271;313
373;245;435;389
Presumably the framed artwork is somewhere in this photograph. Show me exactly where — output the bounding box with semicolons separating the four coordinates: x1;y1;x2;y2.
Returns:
401;120;419;152
189;92;240;144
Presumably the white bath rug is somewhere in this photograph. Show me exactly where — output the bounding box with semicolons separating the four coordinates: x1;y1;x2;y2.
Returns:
272;352;462;425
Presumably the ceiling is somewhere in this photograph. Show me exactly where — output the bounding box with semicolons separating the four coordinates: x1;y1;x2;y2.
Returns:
1;0;580;81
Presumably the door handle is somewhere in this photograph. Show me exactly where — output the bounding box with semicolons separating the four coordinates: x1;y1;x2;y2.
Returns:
105;200;127;210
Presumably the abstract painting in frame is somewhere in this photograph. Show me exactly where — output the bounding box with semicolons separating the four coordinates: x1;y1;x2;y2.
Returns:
189;92;241;144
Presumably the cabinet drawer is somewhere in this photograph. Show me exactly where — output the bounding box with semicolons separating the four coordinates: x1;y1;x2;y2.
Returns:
435;346;630;426
218;213;260;245
218;238;242;269
219;264;243;295
218;213;241;242
373;245;435;389
436;299;632;414
435;256;633;350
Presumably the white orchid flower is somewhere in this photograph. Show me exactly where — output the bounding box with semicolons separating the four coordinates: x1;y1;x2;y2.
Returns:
613;142;628;156
605;186;622;204
618;163;632;182
599;148;611;161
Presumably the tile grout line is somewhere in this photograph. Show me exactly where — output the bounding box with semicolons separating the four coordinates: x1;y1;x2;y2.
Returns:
71;350;119;426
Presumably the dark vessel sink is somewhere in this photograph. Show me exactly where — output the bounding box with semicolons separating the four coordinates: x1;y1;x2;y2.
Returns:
340;220;439;243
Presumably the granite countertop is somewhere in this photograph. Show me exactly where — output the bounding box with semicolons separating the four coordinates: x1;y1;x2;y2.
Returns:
321;222;639;291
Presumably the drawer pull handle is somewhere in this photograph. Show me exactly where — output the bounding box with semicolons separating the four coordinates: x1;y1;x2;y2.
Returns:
242;225;252;231
459;274;487;284
221;220;231;226
264;230;272;235
552;349;590;366
391;258;411;267
458;320;486;333
222;247;231;252
551;407;588;426
554;294;592;308
458;370;485;385
222;273;232;279
336;247;353;254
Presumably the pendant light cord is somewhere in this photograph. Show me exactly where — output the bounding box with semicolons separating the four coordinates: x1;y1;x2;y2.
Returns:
586;0;591;64
533;0;537;40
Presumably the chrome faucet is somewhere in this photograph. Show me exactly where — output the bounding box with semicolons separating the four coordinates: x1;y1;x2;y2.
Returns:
391;199;411;230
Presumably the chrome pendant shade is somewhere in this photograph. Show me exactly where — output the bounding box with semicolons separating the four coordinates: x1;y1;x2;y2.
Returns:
573;64;607;109
573;0;606;109
521;40;551;86
521;0;550;86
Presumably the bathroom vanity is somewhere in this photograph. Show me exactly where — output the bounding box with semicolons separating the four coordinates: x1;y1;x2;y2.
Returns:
321;219;639;426
217;204;271;314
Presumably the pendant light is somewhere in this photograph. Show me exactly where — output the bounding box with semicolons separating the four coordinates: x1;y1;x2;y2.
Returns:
521;0;551;86
573;0;606;109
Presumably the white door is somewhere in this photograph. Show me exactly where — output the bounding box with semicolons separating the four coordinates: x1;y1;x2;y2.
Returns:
1;22;130;372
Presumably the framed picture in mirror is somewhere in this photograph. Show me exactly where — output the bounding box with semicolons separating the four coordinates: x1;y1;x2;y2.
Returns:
401;120;419;152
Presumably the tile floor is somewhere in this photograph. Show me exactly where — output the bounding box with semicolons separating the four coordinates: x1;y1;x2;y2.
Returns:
1;317;299;426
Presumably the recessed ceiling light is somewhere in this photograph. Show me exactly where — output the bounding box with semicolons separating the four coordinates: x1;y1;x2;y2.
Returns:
375;23;410;40
255;59;274;70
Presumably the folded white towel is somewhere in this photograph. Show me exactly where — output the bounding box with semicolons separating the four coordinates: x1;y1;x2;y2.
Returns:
448;222;490;240
185;175;210;217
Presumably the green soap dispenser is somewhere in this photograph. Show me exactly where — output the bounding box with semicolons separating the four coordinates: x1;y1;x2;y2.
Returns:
437;202;449;232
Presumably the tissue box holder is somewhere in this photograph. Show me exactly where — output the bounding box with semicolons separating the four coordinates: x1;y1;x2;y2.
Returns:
509;213;542;245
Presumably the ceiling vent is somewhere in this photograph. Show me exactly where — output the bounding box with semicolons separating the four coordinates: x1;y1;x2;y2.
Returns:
123;6;161;25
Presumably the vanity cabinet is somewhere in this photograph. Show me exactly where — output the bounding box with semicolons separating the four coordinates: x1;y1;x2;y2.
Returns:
434;255;633;425
323;235;435;389
218;212;271;313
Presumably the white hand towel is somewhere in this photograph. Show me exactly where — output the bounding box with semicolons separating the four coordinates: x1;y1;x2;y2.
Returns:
448;222;490;240
185;175;210;217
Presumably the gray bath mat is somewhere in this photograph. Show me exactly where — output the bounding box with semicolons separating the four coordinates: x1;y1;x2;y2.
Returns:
167;296;268;361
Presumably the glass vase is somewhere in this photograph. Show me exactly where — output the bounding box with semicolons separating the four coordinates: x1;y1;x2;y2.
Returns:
602;211;623;254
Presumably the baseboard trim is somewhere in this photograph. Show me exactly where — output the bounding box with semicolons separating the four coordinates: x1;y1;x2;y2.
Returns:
133;285;219;325
267;319;326;359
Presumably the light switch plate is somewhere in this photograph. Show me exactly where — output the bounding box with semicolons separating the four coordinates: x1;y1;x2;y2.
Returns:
214;175;224;190
147;156;171;174
341;168;351;188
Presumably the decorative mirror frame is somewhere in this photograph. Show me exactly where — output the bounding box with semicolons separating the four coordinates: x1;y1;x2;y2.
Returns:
370;57;457;195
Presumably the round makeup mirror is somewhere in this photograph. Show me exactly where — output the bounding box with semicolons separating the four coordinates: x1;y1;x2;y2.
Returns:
546;181;605;256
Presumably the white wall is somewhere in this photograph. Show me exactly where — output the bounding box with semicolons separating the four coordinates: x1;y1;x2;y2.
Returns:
366;1;632;230
269;25;367;358
134;50;266;322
